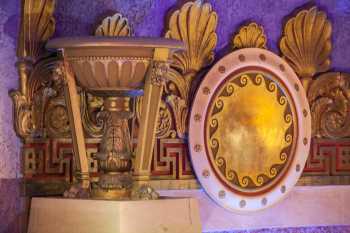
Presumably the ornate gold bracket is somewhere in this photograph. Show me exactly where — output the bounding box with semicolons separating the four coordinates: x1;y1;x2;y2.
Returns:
11;0;56;140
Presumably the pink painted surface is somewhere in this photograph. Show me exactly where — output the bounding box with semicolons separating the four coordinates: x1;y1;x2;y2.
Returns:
159;186;350;232
207;225;350;233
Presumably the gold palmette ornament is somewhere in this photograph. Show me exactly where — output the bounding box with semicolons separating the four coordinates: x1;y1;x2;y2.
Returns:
95;13;131;37
163;0;218;138
232;22;267;49
280;7;332;92
47;37;183;199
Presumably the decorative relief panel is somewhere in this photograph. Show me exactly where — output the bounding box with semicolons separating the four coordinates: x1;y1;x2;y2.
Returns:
308;72;350;139
12;0;57;139
22;138;350;193
151;139;194;179
11;1;350;196
304;138;350;175
280;7;350;140
23;138;193;184
23;138;99;181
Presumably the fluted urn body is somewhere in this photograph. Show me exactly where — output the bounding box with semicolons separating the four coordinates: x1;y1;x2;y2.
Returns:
47;37;183;199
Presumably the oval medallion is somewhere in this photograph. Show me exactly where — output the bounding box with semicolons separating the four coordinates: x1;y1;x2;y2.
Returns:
189;48;311;212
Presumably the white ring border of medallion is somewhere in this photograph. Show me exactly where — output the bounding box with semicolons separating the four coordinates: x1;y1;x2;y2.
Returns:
189;48;311;212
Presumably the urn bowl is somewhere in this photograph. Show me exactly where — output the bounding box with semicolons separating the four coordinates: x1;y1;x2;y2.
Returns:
47;37;183;96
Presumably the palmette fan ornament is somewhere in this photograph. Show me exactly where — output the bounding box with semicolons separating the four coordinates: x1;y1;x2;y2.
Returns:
17;0;56;60
232;23;267;49
165;0;217;73
95;13;131;37
280;7;332;91
164;0;218;138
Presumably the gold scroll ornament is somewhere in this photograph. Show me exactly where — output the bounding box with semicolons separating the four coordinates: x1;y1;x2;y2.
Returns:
12;0;56;139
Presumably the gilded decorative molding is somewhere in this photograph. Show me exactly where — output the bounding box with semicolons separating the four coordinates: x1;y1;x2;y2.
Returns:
17;0;56;60
44;60;70;138
232;23;267;49
136;97;176;139
95;13;131;37
136;60;176;139
11;0;57;139
164;0;218;138
13;1;350;196
280;7;332;91
81;92;104;138
150;61;169;86
308;72;350;139
11;56;66;139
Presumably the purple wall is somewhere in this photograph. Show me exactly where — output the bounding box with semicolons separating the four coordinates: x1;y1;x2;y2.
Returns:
0;0;22;232
0;0;20;178
0;0;350;232
54;0;350;72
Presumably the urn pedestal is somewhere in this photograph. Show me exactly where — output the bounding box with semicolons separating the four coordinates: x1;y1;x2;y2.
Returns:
46;37;184;199
27;37;203;232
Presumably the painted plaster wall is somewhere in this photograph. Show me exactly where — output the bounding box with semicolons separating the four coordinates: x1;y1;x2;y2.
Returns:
0;0;349;232
0;1;22;232
0;0;20;179
55;0;350;71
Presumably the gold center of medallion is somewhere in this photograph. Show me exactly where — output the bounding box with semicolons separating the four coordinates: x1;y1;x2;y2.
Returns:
206;72;295;192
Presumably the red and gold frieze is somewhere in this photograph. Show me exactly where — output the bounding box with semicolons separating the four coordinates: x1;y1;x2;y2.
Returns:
22;138;350;193
304;138;350;175
23;138;194;182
